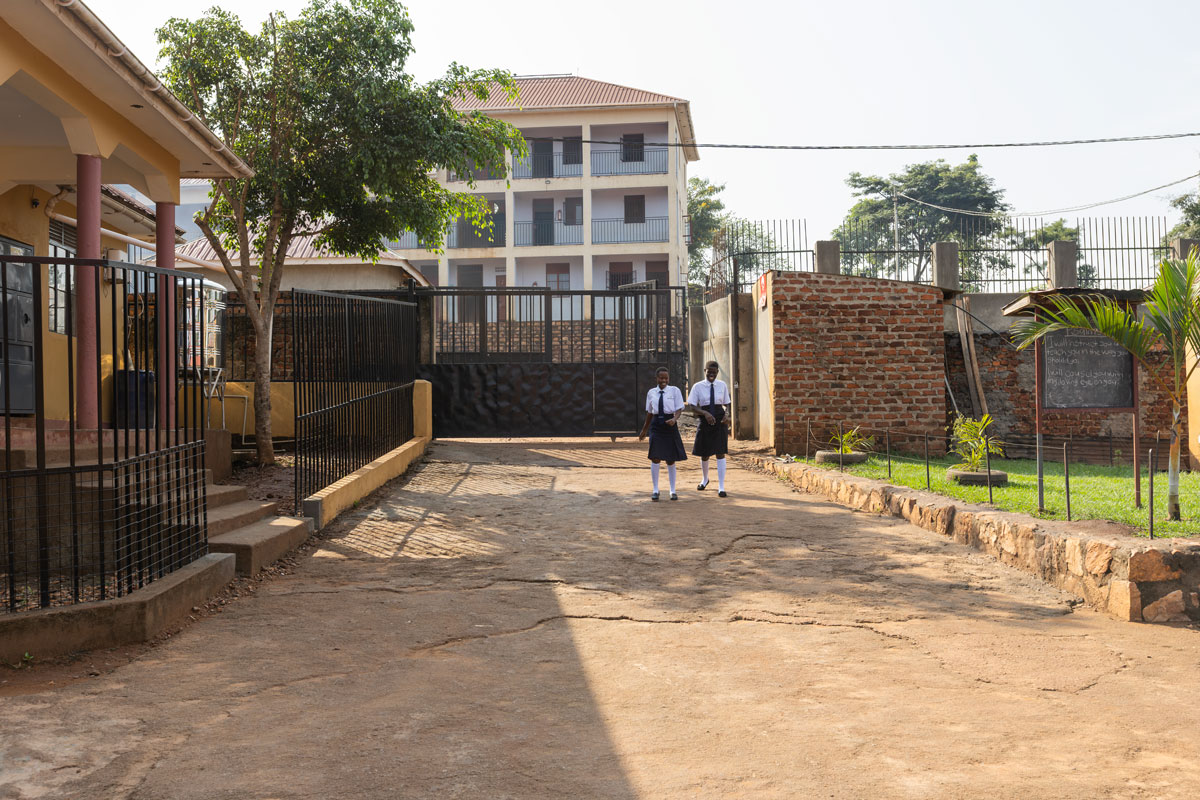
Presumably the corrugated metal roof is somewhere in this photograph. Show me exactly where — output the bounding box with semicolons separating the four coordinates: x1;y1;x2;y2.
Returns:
178;233;337;262
452;75;686;112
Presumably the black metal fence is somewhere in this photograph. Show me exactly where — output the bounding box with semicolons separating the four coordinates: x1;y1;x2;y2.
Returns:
424;286;687;365
292;290;418;509
710;219;813;298
1;254;209;613
224;292;294;382
715;216;1172;293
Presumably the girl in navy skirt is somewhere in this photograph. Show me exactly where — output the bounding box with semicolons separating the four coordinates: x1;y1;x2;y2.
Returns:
638;366;687;501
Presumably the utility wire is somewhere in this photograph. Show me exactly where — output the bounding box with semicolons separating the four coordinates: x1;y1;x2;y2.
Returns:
560;131;1200;150
897;171;1200;218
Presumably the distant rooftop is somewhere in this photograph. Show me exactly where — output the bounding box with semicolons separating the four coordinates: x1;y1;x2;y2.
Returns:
452;75;687;112
451;75;699;160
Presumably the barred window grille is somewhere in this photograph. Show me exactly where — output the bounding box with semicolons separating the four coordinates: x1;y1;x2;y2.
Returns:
48;220;76;336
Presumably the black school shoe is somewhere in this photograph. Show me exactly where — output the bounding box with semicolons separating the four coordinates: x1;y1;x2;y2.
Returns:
670;492;678;501
697;480;708;491
652;492;660;501
718;490;728;497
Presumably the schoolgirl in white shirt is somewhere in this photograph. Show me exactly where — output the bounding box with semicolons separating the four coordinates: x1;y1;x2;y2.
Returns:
638;366;687;501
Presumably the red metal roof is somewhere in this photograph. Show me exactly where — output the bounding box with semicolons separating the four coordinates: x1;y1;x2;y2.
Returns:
452;75;687;112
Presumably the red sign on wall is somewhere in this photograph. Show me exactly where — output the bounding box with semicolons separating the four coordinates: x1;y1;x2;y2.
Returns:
757;273;768;309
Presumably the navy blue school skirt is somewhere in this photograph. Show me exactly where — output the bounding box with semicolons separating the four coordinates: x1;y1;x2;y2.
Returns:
647;414;688;462
692;405;729;457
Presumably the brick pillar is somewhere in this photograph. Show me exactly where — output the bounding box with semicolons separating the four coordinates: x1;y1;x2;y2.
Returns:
1047;240;1078;288
814;241;840;274
932;241;959;290
156;202;177;431
75;154;101;428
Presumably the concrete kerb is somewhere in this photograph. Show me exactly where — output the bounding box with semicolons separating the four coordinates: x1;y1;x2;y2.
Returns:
751;456;1200;624
0;553;235;663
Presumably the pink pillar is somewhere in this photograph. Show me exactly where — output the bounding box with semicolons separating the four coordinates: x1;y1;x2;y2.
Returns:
75;154;101;429
155;203;177;433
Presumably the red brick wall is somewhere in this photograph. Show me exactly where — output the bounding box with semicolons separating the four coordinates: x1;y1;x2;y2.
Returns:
771;272;945;454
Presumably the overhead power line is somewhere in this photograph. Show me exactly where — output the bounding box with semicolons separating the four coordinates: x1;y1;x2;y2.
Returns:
896;171;1200;218
564;130;1200;150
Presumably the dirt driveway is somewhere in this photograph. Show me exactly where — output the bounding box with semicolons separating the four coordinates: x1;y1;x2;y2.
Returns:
3;438;1200;799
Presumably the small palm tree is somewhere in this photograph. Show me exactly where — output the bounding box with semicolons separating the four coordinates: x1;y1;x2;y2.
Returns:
1010;251;1199;521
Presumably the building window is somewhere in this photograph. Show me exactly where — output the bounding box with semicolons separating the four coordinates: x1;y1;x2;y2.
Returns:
621;133;644;163
624;195;646;225
564;197;583;226
48;220;77;336
563;137;582;166
546;263;570;290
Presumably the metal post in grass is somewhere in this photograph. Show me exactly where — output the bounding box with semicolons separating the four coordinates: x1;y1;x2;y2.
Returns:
838;421;844;472
924;432;931;490
805;420;810;462
1064;441;1072;522
1149;448;1155;539
985;435;994;504
886;429;892;480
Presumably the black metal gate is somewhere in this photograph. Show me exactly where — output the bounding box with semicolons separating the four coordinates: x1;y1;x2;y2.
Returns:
417;286;687;437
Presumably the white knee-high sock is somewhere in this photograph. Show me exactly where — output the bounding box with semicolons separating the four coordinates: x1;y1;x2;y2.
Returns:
717;458;727;491
668;464;677;493
701;460;710;483
651;463;660;493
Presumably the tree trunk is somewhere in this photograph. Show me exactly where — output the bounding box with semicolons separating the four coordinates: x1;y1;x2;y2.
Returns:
1169;403;1181;521
252;315;275;465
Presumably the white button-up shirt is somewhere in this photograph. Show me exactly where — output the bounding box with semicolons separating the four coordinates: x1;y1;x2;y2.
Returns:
688;379;731;408
645;385;686;415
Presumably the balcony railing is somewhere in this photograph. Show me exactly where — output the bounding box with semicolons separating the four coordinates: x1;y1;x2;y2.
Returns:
449;215;506;248
512;152;584;179
448;164;506;182
514;221;584;247
591;147;669;176
592;217;669;244
386;231;426;250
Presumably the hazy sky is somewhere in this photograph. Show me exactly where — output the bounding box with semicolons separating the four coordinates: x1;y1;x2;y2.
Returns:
87;0;1200;239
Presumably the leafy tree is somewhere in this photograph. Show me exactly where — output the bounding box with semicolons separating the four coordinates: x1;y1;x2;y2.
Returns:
833;155;1009;283
1011;252;1200;521
1165;191;1200;243
157;0;525;463
687;177;728;284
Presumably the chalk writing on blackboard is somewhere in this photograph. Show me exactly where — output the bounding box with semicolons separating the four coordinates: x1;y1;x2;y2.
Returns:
1042;330;1133;409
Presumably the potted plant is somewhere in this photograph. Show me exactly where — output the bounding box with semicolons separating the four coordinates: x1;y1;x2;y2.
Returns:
814;426;874;465
946;413;1007;486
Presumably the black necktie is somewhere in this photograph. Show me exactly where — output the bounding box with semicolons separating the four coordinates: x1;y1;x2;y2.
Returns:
658;389;664;415
710;381;715;409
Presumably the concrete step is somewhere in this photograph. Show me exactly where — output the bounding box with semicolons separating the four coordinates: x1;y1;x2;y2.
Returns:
206;499;278;538
206;483;248;509
208;516;312;575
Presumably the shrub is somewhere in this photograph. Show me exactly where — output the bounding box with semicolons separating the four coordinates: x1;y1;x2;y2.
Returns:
948;413;1004;472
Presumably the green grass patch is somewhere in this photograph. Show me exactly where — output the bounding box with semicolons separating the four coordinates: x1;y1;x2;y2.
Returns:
793;452;1200;538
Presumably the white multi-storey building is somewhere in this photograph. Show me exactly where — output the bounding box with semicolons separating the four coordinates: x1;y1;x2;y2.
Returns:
390;75;698;292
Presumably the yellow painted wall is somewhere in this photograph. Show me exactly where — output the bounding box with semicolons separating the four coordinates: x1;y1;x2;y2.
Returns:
206;381;296;438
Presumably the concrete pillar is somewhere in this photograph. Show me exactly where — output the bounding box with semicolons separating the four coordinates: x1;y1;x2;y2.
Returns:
1171;238;1200;261
504;178;515;283
1047;240;1078;288
581;122;594;292
155;202;177;431
814;240;840;274
932;241;959;290
75;154;101;428
437;255;450;287
505;253;516;289
583;253;594;293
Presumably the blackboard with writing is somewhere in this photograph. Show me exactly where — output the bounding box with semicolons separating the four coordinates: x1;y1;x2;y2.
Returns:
1042;330;1134;409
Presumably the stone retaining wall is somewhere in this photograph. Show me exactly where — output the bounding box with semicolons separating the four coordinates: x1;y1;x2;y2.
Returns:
753;456;1200;624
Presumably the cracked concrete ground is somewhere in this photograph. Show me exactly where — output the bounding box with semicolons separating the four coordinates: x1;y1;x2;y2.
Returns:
3;437;1200;799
